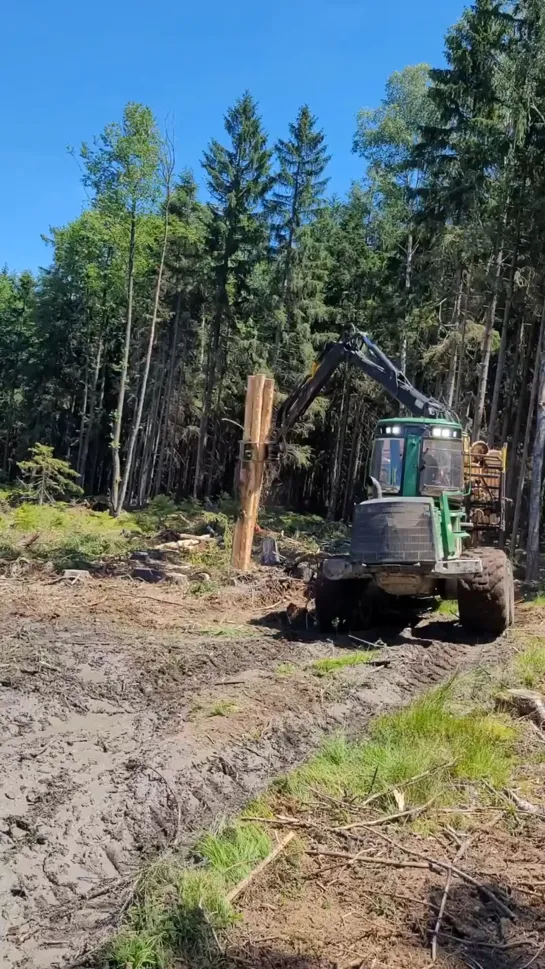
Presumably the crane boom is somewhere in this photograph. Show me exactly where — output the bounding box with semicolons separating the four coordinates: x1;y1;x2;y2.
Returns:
274;330;451;439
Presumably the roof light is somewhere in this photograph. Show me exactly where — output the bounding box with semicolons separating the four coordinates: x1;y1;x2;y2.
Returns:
432;427;442;438
385;426;392;435
391;425;402;435
441;428;452;438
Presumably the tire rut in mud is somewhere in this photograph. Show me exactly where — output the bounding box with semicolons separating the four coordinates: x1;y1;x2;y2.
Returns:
0;617;510;968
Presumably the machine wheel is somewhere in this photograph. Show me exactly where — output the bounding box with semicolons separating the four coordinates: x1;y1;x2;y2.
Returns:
314;575;373;633
457;548;514;635
314;574;338;633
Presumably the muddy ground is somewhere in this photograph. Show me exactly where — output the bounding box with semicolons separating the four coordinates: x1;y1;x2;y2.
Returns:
0;573;513;968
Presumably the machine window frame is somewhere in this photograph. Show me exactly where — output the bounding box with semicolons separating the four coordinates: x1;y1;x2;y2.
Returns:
370;437;406;495
420;438;464;496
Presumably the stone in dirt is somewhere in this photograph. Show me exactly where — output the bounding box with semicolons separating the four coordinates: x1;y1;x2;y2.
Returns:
62;570;91;582
165;573;189;586
291;561;314;583
132;567;165;583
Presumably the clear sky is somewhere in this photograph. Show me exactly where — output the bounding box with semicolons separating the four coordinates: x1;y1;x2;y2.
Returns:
2;0;464;273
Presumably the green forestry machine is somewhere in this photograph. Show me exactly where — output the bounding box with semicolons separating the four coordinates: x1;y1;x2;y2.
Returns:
274;330;514;636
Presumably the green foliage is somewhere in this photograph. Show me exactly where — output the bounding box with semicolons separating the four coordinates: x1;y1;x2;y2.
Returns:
434;599;459;616
18;445;83;505
5;3;545;528
0;502;140;569
515;639;545;688
107;822;272;966
204;700;239;717
287;684;516;805
310;651;378;676
107;864;234;968
196;823;272;884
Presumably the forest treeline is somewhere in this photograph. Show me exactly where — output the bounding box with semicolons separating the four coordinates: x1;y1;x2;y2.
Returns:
3;0;545;573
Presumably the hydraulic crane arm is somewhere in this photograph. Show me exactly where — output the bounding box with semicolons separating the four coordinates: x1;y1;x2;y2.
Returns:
274;330;451;439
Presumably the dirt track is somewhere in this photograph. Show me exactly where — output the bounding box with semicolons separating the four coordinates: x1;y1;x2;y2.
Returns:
0;575;510;968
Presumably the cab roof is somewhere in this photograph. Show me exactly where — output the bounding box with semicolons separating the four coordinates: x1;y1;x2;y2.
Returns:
376;418;463;429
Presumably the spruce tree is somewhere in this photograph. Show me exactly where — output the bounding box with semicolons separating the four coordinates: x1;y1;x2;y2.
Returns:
196;93;273;496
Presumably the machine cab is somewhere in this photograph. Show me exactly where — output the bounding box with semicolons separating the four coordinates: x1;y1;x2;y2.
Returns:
368;419;465;500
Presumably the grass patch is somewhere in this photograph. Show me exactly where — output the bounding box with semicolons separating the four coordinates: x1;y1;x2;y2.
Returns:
108;821;272;968
206;700;239;717
276;662;299;676
108;864;234;968
259;507;349;554
286;683;517;806
526;592;545;607
0;502;144;570
310;651;378;677
199;624;258;639
435;599;459;616
197;823;272;885
515;638;545;688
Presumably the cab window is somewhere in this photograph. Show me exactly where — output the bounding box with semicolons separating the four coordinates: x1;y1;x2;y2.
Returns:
370;438;405;494
420;440;464;495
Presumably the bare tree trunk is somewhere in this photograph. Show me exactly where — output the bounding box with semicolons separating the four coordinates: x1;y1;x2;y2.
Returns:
3;388;15;474
488;242;518;445
116;158;172;515
155;293;182;494
526;353;545;580
327;370;351;521
445;269;463;408
507;313;537;499
79;335;104;489
135;343;167;504
400;231;414;374
501;312;525;446
194;290;225;498
90;363;106;494
76;352;90;475
454;265;472;411
111;203;137;513
342;398;365;519
473;222;506;442
511;298;545;555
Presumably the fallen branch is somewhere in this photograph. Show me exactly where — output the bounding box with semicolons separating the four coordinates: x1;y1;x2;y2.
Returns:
518;940;545;969
356;760;456;810
227;832;295;902
504;788;545;818
307;848;429;869
333;796;437;831
307;842;514;919
431;837;472;962
359;825;515;920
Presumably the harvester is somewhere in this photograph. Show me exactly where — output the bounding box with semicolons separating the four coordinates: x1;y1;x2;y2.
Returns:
273;330;514;636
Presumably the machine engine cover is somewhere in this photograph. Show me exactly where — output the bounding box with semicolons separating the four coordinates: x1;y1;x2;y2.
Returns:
351;498;439;566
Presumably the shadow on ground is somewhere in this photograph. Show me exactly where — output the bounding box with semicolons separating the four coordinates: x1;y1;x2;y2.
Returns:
427;880;545;969
251;609;495;649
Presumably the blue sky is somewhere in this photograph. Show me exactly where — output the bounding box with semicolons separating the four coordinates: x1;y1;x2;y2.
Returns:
2;0;464;272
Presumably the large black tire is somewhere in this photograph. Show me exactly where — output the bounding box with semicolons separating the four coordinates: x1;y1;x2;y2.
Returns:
314;574;373;633
314;574;338;633
457;548;514;635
